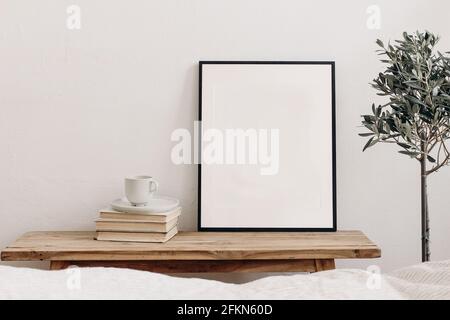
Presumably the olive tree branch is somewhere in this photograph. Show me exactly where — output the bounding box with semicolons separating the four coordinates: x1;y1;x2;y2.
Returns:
426;128;450;175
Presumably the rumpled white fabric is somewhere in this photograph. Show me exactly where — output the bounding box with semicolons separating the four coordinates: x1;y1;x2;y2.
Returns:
0;260;449;299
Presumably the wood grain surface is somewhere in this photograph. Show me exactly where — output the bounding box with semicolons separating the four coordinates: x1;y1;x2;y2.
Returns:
1;231;380;262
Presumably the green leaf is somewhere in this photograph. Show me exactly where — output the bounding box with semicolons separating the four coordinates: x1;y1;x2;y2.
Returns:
399;150;420;157
359;133;374;137
427;155;436;163
376;39;384;48
377;122;388;134
363;115;376;123
363;137;376;151
397;142;412;149
405;95;427;107
376;106;382;117
403;32;410;41
405;82;425;91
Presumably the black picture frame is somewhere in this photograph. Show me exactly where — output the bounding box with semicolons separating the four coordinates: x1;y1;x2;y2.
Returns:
198;61;336;232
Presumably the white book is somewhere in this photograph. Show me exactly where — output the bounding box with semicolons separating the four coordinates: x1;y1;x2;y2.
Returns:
96;227;178;243
95;217;178;233
98;207;181;223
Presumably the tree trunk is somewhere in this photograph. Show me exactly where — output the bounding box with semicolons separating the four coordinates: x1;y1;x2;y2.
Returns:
420;154;430;262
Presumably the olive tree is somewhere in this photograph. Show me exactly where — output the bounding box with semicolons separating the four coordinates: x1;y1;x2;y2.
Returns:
360;31;450;262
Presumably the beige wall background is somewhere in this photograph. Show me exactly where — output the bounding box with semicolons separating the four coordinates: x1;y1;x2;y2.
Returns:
1;0;449;280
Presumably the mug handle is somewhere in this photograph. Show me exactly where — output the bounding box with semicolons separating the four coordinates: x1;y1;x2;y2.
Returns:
149;179;159;194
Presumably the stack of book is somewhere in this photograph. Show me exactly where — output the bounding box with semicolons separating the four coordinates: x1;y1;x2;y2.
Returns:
95;207;181;243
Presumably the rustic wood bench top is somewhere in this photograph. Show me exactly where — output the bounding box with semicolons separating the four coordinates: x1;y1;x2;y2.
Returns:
1;230;380;273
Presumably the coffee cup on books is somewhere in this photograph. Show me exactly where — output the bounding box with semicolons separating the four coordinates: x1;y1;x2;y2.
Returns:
125;175;159;207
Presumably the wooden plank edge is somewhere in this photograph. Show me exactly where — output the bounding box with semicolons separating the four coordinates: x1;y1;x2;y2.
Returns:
0;248;381;261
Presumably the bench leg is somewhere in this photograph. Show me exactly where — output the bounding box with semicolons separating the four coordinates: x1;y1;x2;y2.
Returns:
49;261;71;270
313;259;335;272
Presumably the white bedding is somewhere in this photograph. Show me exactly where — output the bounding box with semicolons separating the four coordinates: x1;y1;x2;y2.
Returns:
0;260;449;299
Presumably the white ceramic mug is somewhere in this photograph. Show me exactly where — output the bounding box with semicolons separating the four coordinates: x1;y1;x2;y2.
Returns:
125;175;159;206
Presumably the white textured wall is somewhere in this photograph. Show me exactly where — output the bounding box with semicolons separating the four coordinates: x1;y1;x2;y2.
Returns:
1;0;449;277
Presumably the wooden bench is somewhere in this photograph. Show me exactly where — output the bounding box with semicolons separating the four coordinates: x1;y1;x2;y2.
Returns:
1;230;380;273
